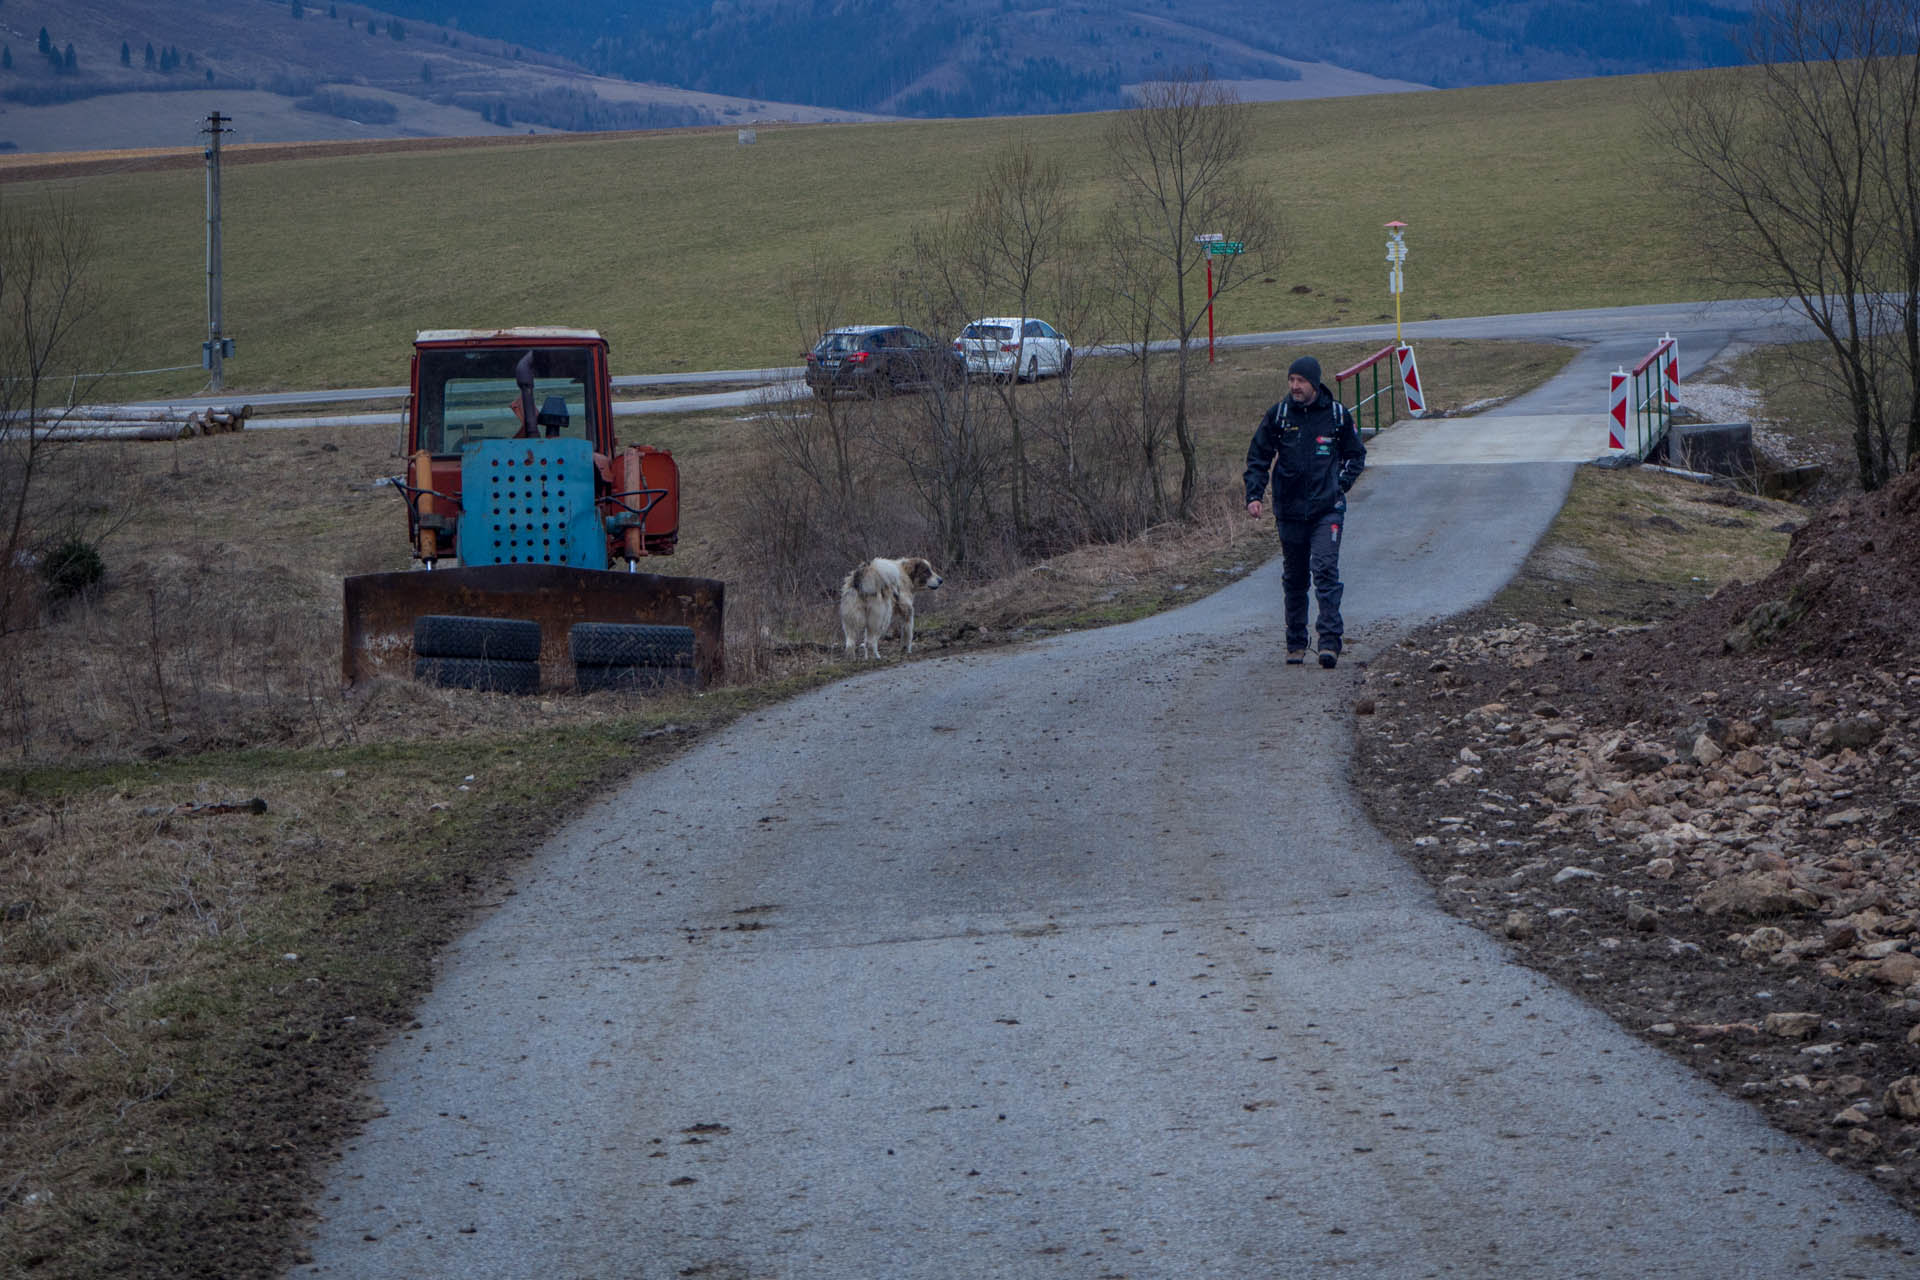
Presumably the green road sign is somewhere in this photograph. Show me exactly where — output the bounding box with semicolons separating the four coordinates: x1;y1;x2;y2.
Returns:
1207;241;1244;255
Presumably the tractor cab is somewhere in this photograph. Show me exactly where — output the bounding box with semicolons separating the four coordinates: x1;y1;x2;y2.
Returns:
412;331;613;456
396;328;678;570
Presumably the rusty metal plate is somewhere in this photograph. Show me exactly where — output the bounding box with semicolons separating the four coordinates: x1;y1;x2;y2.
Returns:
343;564;725;691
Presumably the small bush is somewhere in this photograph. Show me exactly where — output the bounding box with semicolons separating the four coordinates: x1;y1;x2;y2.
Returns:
39;537;104;602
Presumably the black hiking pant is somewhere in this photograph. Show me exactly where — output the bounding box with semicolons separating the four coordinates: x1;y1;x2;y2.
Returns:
1278;509;1345;654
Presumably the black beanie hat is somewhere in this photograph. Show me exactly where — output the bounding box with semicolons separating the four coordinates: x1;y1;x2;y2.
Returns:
1288;355;1322;386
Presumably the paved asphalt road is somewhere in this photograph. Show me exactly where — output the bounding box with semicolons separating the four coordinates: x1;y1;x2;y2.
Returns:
292;302;1920;1278
169;297;1813;427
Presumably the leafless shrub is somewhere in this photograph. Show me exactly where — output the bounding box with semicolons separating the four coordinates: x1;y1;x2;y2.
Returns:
729;392;898;603
1020;373;1162;548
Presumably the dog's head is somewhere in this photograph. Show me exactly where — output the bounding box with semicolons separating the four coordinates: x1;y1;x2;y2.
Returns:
904;558;943;590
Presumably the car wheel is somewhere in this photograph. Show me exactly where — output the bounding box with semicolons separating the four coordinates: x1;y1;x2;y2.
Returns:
1025;355;1039;382
1061;349;1074;378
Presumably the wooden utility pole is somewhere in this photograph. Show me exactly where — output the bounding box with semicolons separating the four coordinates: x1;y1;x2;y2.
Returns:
204;111;232;391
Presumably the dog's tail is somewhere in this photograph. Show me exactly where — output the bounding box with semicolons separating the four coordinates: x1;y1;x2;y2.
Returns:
844;560;883;600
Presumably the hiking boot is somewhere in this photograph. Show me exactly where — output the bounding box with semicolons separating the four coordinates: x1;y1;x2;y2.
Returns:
1318;649;1338;669
1286;649;1306;665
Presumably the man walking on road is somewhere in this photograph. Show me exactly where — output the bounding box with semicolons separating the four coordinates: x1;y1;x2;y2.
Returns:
1244;355;1367;667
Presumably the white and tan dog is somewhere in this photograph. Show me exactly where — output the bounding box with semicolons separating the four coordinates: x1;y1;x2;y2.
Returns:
839;556;943;659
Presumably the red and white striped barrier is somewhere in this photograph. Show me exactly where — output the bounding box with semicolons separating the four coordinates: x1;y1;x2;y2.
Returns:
1395;344;1425;417
1608;368;1628;451
1659;333;1681;410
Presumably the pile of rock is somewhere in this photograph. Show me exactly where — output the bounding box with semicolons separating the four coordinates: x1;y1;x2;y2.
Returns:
1376;615;1917;965
1360;612;1920;1186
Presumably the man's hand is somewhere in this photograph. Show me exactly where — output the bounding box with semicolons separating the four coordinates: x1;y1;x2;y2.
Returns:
1247;500;1262;519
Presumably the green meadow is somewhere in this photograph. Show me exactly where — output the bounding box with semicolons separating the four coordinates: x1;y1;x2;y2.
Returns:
10;73;1714;399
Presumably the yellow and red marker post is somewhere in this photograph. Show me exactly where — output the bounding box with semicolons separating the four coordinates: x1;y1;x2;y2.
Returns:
1385;221;1425;417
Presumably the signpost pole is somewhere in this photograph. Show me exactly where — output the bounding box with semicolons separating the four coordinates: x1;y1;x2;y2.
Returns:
1383;220;1426;418
1193;233;1240;365
1194;233;1222;365
1385;220;1407;346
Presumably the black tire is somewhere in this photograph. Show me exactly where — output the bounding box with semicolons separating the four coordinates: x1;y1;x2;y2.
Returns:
413;614;542;662
413;655;541;694
574;664;698;694
1025;355;1039;381
568;622;697;668
1061;349;1074;378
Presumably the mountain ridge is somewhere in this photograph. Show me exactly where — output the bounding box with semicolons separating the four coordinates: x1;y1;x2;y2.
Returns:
0;0;1749;155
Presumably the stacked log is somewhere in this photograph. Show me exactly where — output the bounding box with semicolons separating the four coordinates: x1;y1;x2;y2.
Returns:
2;404;253;441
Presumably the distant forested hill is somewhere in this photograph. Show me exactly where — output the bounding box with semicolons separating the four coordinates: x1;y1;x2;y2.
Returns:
372;0;1753;117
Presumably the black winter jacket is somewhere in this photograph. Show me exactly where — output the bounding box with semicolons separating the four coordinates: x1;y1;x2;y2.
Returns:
1242;385;1367;523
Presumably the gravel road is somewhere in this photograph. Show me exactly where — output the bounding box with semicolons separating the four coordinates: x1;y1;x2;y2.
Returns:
293;307;1919;1278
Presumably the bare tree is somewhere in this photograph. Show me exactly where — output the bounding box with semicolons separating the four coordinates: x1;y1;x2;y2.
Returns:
0;197;121;760
1647;0;1920;489
1097;199;1180;522
884;226;1007;570
1104;71;1281;520
776;248;873;510
953;140;1084;534
0;197;112;636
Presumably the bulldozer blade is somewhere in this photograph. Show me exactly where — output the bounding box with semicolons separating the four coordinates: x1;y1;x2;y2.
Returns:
342;564;725;691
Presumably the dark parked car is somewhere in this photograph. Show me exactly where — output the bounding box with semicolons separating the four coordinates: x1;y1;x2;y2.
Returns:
805;324;958;399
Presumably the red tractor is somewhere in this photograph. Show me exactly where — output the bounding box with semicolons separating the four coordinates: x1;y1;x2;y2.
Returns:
342;328;724;694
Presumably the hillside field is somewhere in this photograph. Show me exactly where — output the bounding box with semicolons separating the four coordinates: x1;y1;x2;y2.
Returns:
2;72;1718;400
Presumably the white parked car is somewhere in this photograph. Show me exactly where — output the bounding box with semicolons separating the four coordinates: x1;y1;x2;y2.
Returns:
953;316;1073;382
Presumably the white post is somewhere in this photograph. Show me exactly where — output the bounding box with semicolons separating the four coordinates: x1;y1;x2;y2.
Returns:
1609;368;1629;451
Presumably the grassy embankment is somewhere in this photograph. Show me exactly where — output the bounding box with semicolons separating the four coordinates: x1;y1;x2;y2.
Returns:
11;72;1719;400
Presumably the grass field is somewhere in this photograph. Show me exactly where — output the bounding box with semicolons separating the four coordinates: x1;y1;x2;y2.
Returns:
7;73;1715;400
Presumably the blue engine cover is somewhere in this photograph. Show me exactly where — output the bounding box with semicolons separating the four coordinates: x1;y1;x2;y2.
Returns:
459;438;606;569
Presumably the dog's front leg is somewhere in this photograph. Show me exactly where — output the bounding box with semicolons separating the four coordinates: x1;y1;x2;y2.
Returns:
903;605;915;653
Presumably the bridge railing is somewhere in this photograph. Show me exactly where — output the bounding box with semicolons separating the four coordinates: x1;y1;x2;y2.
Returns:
1335;345;1403;437
1614;334;1679;458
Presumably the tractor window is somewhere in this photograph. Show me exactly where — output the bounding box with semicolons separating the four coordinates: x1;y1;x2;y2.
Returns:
415;346;600;455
